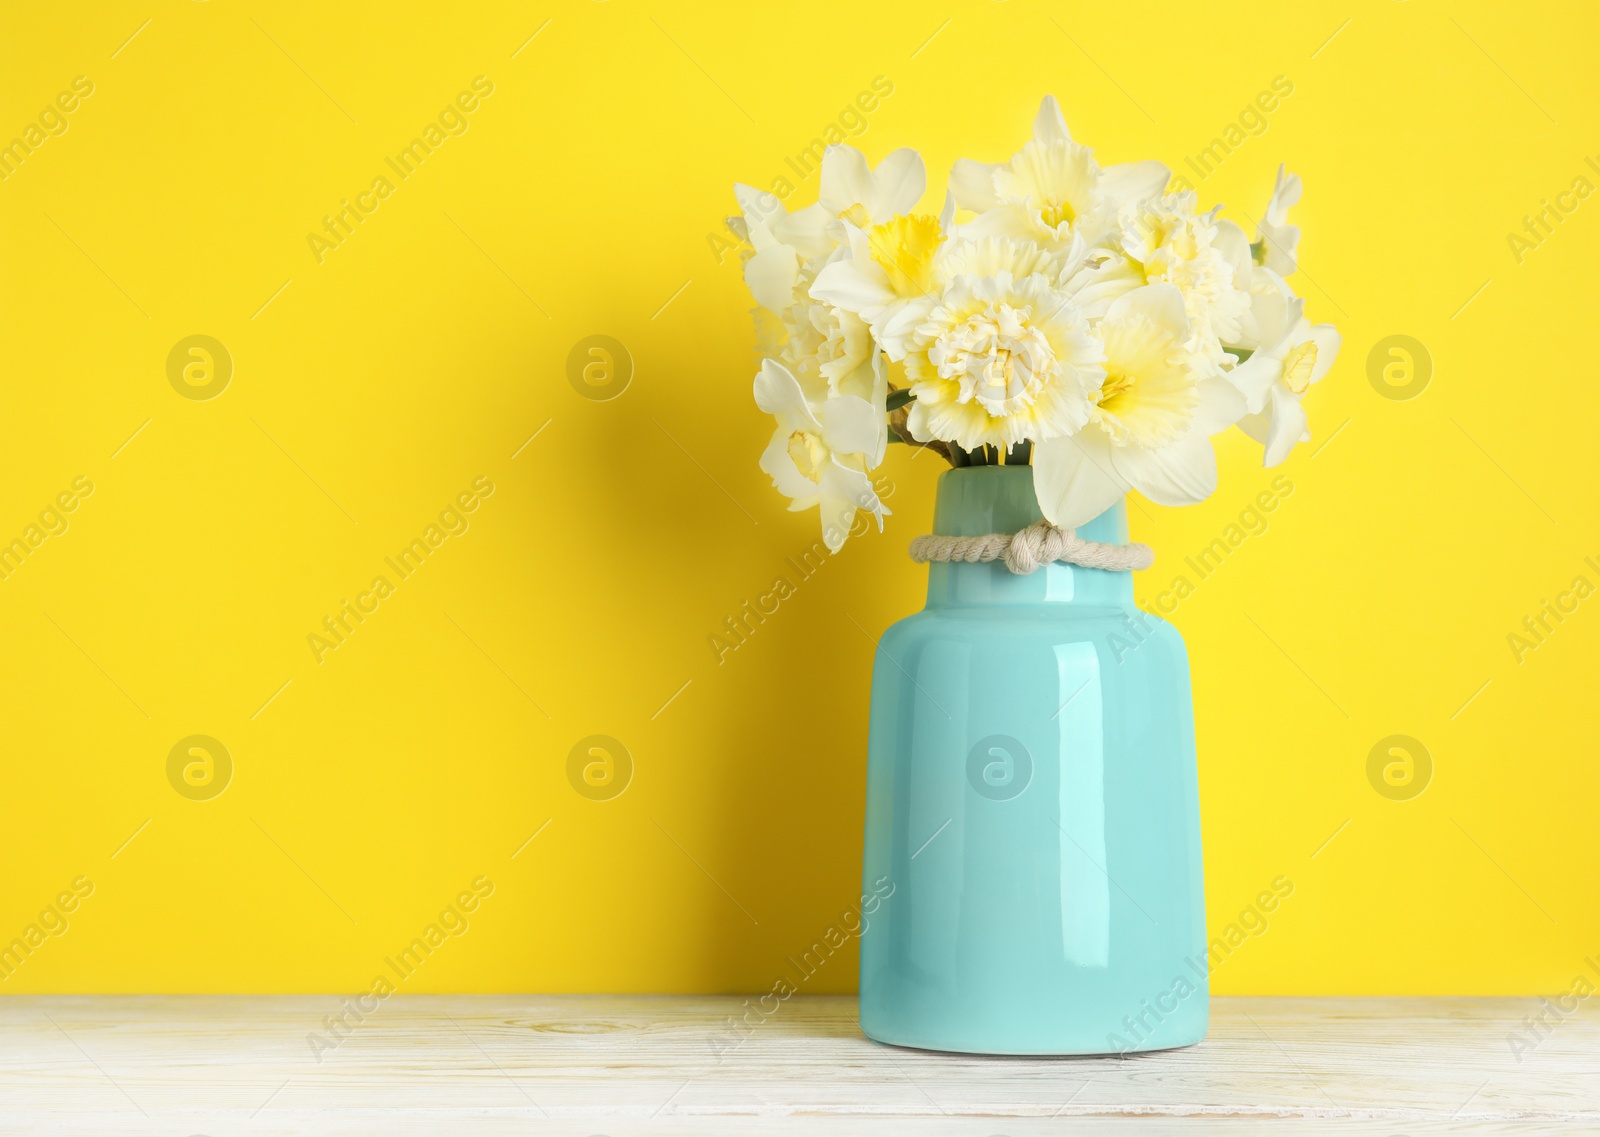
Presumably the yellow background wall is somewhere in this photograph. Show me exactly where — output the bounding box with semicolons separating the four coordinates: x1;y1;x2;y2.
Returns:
2;0;1596;995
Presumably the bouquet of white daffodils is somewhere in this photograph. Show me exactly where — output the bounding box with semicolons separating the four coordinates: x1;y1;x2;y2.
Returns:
733;96;1338;553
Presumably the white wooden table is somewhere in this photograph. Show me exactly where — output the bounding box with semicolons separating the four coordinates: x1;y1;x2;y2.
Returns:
0;996;1592;1134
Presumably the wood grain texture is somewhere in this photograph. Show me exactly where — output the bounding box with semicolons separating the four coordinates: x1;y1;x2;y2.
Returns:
0;995;1593;1134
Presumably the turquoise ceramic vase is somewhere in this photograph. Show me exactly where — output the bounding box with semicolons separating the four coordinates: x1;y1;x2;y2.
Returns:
858;465;1208;1055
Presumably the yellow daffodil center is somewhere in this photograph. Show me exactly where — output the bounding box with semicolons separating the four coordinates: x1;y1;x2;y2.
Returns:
1093;318;1201;449
1040;200;1076;229
1097;370;1134;408
1282;340;1318;394
787;430;828;482
867;214;942;296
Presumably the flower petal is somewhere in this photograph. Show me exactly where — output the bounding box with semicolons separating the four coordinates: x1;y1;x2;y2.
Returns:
1097;160;1170;208
820;394;882;458
810;256;895;314
1306;324;1341;384
1236;411;1270;446
1213;218;1252;278
760;430;820;507
744;244;798;313
1061;251;1143;318
1106;282;1190;342
950;159;1000;212
772;203;832;261
875;295;935;362
1033;95;1072;146
753;359;821;431
955;204;1037;242
1033;431;1128;529
1227;354;1284;415
819;461;886;552
1265;165;1303;224
819;145;873;216
1254;279;1302;349
864;349;889;464
1194;376;1248;435
1111;425;1218;506
1259;167;1303;277
1261;385;1308;467
733;182;783;242
869;148;927;219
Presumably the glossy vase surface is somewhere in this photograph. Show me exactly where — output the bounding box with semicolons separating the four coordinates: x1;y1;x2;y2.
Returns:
859;465;1207;1055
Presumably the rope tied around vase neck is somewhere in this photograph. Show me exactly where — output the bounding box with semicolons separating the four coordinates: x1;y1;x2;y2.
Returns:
909;520;1155;576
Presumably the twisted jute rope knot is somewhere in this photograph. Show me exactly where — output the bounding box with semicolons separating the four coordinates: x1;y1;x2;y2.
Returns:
909;520;1154;576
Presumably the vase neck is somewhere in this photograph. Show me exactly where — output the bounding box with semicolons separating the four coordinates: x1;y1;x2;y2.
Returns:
924;466;1134;608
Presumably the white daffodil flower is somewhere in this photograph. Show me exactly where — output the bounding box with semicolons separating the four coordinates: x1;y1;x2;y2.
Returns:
809;192;955;362
820;144;927;228
739;231;799;315
1210;217;1266;351
734;143;926;315
1228;272;1340;466
1034;285;1245;529
734;182;812;315
1057;245;1144;322
741;144;930;283
756;295;876;403
1254;164;1302;277
951;96;1170;253
1110;193;1251;377
734;167;890;438
900;238;1106;452
754;359;890;552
